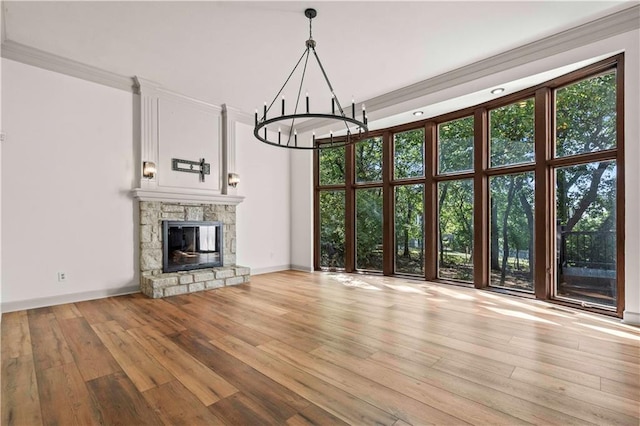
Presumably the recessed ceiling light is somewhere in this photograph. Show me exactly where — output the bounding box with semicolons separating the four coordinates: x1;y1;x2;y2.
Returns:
413;111;424;116
491;88;505;95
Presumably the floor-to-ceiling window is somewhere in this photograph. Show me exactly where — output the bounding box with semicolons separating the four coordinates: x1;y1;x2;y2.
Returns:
355;137;384;272
487;98;536;292
314;54;624;316
393;129;425;275
436;116;474;282
551;70;620;309
316;146;346;270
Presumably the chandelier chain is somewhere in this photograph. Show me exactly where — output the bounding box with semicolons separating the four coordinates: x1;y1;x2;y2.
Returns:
311;48;351;135
287;49;311;146
264;49;308;120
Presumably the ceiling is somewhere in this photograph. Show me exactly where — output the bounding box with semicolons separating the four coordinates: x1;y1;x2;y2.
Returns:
2;1;636;128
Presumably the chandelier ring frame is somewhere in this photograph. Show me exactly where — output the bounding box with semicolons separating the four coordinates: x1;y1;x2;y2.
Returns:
254;113;366;150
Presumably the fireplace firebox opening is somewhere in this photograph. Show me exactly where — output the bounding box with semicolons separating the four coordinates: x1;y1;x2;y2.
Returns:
162;220;223;273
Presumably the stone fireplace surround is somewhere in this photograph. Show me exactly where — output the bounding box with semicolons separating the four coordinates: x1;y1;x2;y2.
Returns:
132;78;250;298
139;200;250;298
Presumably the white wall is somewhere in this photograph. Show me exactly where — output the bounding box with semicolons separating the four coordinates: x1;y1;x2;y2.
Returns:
289;144;313;271
1;59;136;311
235;122;291;274
289;29;640;323
0;59;295;310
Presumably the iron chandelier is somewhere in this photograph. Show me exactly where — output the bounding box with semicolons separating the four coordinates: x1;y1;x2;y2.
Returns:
254;8;368;150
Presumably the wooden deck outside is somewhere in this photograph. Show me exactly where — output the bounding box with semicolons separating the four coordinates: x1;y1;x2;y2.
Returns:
2;270;639;425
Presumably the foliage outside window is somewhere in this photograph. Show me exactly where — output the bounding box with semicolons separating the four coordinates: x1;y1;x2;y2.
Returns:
319;146;345;185
356;137;383;183
394;129;424;179
319;191;345;269
489;172;535;292
556;72;616;157
356;188;383;271
395;184;424;275
438;117;474;174
490;98;535;168
555;162;617;307
438;180;473;282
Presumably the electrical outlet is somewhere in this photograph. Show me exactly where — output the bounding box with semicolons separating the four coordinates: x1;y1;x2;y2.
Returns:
57;272;67;282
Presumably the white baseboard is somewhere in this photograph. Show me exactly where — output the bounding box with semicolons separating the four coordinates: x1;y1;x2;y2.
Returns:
622;310;640;326
249;265;313;275
1;286;140;313
290;264;313;272
251;265;292;275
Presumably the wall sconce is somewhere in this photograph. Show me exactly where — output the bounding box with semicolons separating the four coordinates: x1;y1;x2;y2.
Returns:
228;173;240;188
143;161;156;179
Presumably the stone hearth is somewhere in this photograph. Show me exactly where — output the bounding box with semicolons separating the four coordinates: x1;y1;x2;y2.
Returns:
141;266;250;298
138;200;250;298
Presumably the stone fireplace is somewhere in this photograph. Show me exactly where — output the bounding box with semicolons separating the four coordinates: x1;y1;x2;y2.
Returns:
138;201;250;298
131;78;250;298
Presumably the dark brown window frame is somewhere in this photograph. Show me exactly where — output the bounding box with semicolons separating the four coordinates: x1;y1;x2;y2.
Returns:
314;53;624;317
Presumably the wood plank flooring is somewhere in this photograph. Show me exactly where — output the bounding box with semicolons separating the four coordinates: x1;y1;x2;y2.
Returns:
2;270;639;425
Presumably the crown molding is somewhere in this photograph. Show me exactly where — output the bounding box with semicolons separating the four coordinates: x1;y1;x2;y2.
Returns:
1;39;134;92
297;4;640;133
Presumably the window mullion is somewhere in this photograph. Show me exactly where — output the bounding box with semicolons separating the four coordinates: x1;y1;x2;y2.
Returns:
474;108;489;288
534;87;552;299
345;142;355;272
615;54;625;316
424;122;437;281
382;131;394;275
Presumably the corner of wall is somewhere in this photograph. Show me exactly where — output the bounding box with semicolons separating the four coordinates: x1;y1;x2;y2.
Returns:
289;144;313;271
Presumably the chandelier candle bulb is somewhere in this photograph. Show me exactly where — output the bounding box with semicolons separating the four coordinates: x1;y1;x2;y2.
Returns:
294;130;298;146
362;104;366;122
313;132;316;144
332;95;335;114
282;96;285;115
263;102;267;119
306;92;309;113
255;109;258;125
352;98;355;119
330;130;333;144
278;127;281;144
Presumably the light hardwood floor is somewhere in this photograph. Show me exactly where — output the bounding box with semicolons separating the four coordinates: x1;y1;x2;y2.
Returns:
2;270;639;425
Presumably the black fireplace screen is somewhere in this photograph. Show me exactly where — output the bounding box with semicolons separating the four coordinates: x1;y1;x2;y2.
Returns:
162;221;223;272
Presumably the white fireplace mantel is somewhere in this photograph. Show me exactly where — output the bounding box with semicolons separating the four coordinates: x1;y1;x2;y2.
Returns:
132;187;244;205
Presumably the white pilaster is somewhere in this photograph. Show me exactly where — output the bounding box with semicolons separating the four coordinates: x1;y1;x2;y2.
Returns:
134;77;161;190
222;104;249;196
